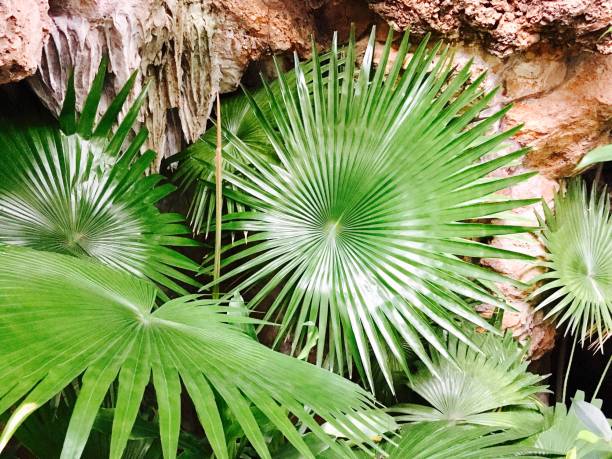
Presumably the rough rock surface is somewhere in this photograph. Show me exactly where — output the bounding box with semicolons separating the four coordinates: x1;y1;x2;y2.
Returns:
28;0;323;166
369;0;612;57
505;51;612;178
0;0;50;84
480;171;558;360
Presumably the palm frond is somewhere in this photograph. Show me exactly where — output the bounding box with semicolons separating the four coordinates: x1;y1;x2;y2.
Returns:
169;90;274;235
532;178;612;349
0;246;381;459
0;58;199;296
386;422;549;459
202;27;538;389
576;144;612;171
392;331;547;431
168;51;348;236
530;391;612;457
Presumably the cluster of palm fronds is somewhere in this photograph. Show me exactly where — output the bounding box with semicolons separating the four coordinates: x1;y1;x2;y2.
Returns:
0;27;610;458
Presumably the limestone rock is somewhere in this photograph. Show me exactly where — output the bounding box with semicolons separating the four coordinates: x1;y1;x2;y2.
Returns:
28;0;321;166
504;52;612;178
0;0;50;84
479;169;559;359
368;0;612;57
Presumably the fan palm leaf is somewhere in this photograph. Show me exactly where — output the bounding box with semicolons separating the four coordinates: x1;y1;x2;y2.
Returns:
168;55;340;236
0;245;381;459
392;331;547;430
168;90;273;235
0;58;199;295
532;178;612;349
385;422;549;459
576;144;612;171
203;28;538;388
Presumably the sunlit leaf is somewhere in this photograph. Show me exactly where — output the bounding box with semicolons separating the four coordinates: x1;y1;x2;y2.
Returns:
532;178;612;349
392;331;547;431
0;246;380;459
0;59;199;296
202;27;537;389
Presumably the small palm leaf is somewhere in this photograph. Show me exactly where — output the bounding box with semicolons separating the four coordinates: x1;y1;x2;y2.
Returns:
386;422;549;459
0;246;380;459
169;90;273;235
203;28;538;388
0;58;199;295
531;391;612;457
392;331;547;430
532;178;612;349
576;144;612;171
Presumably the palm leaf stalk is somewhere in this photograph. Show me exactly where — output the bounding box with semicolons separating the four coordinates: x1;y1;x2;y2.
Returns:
201;27;539;389
532;178;612;350
391;331;547;431
168;52;342;236
0;246;384;459
213;93;223;299
0;58;200;296
168;88;273;236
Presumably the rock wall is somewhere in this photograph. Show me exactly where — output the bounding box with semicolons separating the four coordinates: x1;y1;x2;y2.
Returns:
25;0;331;167
0;0;50;84
369;0;612;57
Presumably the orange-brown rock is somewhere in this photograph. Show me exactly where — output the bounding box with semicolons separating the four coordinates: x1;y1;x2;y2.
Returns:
0;0;50;84
368;0;612;57
504;52;612;178
480;169;559;360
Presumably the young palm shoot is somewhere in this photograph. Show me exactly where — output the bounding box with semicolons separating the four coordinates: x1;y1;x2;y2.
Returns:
392;332;547;431
203;28;538;389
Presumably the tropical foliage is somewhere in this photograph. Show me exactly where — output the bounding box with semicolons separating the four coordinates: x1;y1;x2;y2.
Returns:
534;178;612;349
531;391;612;458
0;24;610;459
0;246;380;458
385;422;546;459
169;89;272;236
392;332;546;431
201;28;538;389
0;59;200;296
576;144;612;171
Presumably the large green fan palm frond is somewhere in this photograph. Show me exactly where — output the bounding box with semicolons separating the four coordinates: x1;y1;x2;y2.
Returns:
203;28;538;388
532;178;612;349
392;332;547;430
0;246;382;459
385;422;548;459
0;59;199;295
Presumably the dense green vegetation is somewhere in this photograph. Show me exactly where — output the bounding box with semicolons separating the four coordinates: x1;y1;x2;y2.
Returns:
0;28;610;458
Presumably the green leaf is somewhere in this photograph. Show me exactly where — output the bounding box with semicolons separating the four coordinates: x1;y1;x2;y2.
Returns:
532;178;612;349
385;422;550;459
168;50;343;236
0;246;379;459
0;59;199;295
392;331;547;432
530;391;612;457
202;27;536;389
576;144;612;171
